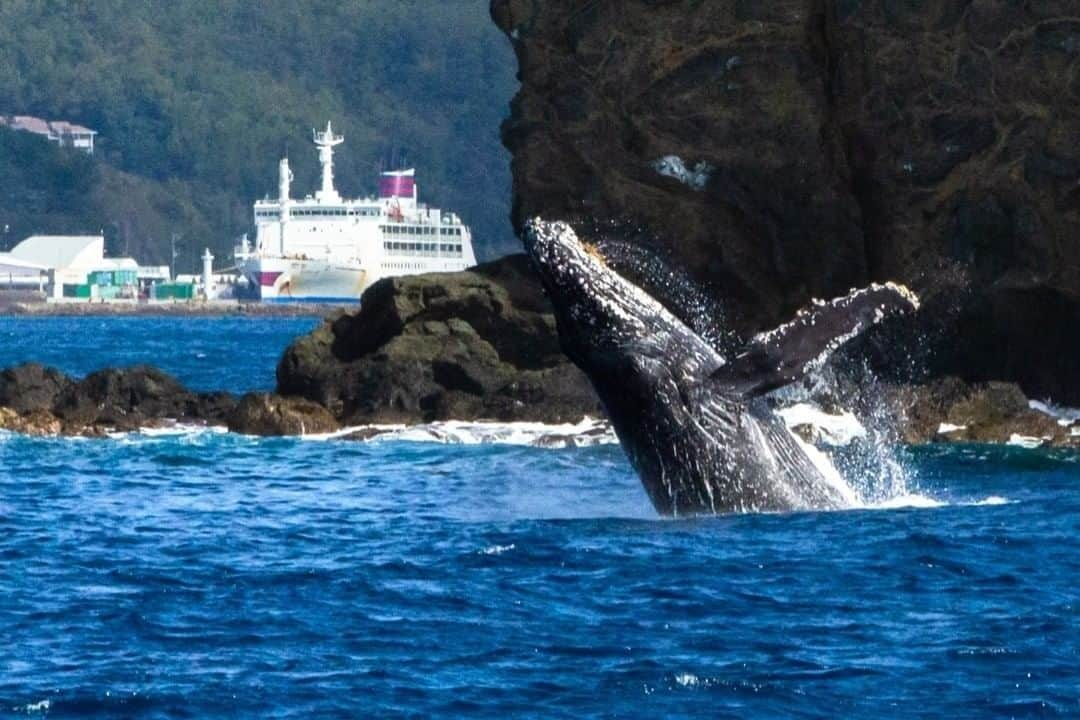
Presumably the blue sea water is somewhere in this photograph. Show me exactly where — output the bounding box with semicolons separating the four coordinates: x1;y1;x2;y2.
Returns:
0;316;320;393
1;317;1077;718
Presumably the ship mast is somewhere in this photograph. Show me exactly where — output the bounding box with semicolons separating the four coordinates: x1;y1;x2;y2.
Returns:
278;156;293;256
313;121;343;203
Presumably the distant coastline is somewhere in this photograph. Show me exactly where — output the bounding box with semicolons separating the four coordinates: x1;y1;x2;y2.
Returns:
0;293;339;318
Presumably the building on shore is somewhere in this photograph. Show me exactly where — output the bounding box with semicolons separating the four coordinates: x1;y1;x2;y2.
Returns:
0;235;139;300
0;114;97;153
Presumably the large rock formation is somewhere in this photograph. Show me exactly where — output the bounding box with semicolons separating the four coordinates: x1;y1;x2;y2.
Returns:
491;0;1080;402
277;254;601;424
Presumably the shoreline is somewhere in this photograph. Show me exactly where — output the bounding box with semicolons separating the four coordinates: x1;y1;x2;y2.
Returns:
0;298;348;318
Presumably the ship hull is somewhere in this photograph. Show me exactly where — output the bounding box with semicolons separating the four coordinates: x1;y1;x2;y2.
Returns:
239;257;370;302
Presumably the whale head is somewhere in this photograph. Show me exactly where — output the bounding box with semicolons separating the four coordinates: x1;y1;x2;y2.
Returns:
523;219;711;372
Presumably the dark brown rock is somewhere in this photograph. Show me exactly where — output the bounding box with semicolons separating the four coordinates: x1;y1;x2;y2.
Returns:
0;363;72;413
0;364;237;435
53;366;237;433
492;0;1080;403
277;254;601;424
226;393;340;437
881;377;1075;446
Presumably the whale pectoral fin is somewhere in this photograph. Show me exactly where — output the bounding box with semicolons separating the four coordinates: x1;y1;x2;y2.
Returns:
710;282;919;396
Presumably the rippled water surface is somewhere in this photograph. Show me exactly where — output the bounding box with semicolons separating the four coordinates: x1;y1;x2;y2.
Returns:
0;316;319;392
1;318;1077;718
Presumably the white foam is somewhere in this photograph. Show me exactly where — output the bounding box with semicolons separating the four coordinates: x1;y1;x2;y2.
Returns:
331;417;618;448
105;423;228;441
778;403;867;446
971;496;1010;506
870;493;946;509
1028;399;1080;426
674;673;700;688
12;699;50;714
139;424;227;437
1007;433;1045;449
479;543;515;556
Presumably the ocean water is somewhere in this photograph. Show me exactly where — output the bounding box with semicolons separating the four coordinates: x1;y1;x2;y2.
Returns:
1;318;1078;718
0;316;320;393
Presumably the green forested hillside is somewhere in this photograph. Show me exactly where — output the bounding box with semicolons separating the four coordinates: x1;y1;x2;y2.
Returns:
0;0;517;268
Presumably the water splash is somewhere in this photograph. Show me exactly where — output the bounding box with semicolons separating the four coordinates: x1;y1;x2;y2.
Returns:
773;362;924;507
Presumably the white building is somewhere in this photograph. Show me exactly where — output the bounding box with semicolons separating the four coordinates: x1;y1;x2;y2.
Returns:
0;115;97;154
0;254;48;291
0;235;137;298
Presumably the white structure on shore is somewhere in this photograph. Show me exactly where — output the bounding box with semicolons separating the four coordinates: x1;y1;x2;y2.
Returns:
0;235;138;299
234;121;476;302
0;115;97;153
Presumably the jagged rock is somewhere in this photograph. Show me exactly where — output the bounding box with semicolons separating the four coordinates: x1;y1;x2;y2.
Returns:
0;407;62;436
277;254;601;424
0;364;237;436
226;393;340;437
492;0;1080;403
0;363;72;413
53;366;237;433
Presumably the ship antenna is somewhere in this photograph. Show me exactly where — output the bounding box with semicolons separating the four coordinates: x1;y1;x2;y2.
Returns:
312;120;343;203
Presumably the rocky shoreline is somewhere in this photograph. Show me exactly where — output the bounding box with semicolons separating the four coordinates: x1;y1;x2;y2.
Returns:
1;257;1076;448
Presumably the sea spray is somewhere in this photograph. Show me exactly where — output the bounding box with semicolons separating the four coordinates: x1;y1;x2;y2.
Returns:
772;363;917;505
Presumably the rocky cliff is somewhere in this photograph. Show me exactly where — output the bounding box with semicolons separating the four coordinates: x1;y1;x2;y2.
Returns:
491;0;1080;402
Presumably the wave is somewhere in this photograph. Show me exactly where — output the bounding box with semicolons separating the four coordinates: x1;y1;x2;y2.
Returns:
10;699;50;714
305;417;618;448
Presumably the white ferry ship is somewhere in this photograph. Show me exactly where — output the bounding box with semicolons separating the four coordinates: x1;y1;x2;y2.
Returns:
235;122;477;302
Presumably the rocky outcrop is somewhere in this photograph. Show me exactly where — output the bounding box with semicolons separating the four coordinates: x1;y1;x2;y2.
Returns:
492;0;1080;403
277;254;601;424
52;366;236;433
0;406;62;436
226;393;340;437
0;364;237;436
0;363;72;413
880;377;1077;447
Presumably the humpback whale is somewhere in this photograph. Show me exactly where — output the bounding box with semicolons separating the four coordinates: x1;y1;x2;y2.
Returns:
524;219;920;516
